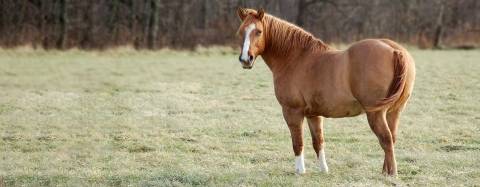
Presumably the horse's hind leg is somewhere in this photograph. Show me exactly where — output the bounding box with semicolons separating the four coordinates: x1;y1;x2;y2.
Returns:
386;109;402;144
307;116;329;172
366;111;397;176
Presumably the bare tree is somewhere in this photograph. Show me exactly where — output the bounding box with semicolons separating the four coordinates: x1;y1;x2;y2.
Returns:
56;0;67;49
148;0;160;49
433;0;446;49
0;0;479;49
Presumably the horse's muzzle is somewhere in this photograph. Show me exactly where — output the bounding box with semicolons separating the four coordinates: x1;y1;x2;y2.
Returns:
239;54;255;69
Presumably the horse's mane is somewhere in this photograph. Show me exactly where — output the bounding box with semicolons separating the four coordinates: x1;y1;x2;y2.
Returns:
263;14;331;56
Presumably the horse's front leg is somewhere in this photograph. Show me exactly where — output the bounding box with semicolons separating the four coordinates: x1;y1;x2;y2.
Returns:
307;116;329;172
282;107;305;174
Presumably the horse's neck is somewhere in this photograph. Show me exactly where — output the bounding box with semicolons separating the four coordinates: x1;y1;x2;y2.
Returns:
262;43;326;77
261;16;331;76
261;51;298;75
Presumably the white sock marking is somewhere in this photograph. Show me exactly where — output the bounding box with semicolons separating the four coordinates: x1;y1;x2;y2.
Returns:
295;153;306;174
240;24;256;62
318;149;329;172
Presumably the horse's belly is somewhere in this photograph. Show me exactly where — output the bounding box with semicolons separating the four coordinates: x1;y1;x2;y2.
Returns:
305;100;364;118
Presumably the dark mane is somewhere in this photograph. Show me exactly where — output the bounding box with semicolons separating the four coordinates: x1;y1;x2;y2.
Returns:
263;14;331;55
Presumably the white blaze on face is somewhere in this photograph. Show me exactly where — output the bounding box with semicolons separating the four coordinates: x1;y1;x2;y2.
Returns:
240;23;256;62
295;153;306;174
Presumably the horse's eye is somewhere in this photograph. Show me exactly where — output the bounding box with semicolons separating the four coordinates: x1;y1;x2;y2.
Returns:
256;30;262;36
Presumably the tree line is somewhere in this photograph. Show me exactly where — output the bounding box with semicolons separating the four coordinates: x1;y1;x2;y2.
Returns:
0;0;479;50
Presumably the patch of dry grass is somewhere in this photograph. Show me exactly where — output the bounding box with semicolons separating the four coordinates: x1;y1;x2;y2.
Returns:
0;48;479;186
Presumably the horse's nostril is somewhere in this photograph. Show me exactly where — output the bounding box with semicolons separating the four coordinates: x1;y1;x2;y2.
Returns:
249;55;254;62
239;55;242;62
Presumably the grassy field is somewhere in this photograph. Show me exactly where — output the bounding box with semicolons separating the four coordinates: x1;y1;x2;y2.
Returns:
0;47;479;186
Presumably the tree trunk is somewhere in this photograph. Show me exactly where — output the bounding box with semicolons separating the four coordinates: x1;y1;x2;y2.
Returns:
57;0;67;49
433;1;446;49
279;0;298;23
148;0;159;49
296;0;307;27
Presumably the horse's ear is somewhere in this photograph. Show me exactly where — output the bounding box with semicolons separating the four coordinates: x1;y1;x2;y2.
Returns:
237;7;247;21
257;8;265;20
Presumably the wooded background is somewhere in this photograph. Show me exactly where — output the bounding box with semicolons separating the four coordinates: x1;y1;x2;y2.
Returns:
0;0;479;49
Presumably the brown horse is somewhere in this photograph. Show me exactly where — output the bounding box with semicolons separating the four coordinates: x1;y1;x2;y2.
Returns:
236;8;415;176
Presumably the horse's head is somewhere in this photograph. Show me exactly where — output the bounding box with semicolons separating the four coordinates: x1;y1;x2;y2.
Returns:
236;8;266;69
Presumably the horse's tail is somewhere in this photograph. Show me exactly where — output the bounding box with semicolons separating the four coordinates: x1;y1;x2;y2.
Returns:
365;50;408;112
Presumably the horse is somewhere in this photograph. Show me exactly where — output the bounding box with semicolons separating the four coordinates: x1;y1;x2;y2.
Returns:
235;8;415;176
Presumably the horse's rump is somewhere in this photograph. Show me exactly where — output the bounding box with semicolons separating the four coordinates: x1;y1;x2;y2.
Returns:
365;49;409;112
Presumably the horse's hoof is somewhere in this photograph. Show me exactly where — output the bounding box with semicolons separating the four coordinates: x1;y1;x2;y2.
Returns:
295;168;306;174
318;159;329;173
295;155;306;174
319;165;329;173
382;170;397;177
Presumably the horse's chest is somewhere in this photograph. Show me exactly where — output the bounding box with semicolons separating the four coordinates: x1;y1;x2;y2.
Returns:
274;87;305;108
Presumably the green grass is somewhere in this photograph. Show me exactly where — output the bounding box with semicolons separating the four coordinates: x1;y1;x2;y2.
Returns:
0;47;479;186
